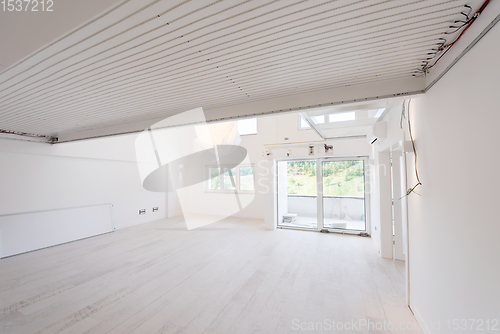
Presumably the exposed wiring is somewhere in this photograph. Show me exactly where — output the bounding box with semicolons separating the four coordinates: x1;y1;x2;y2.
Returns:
416;1;490;75
400;100;406;129
405;99;422;197
0;129;47;139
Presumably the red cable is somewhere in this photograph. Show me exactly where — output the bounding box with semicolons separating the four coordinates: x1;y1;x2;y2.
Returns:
426;0;489;71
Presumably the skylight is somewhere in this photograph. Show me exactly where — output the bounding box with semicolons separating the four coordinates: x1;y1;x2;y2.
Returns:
311;115;325;124
328;111;356;123
299;115;324;129
300;117;310;128
374;108;385;118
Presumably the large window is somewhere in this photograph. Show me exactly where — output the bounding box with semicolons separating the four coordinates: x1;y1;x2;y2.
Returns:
206;165;255;192
237;118;257;135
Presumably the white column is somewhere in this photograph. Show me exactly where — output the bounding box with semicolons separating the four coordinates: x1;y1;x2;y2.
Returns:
316;159;323;231
264;159;277;230
378;150;393;259
392;150;405;261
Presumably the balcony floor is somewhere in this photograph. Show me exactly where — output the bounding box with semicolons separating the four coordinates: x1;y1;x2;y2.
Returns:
279;216;365;231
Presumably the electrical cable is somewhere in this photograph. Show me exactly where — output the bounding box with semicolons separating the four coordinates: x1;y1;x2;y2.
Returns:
400;100;406;129
418;0;490;74
405;99;422;196
0;129;47;139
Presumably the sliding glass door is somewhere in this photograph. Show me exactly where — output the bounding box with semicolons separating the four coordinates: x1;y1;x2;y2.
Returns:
322;159;366;231
277;157;368;232
277;160;318;229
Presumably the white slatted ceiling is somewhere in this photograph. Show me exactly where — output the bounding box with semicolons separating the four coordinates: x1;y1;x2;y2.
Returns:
0;0;479;137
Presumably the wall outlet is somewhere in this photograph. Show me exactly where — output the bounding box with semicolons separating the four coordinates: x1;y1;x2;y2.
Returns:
152;207;158;212
139;209;146;215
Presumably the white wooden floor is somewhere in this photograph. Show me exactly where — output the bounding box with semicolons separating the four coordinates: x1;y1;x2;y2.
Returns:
0;216;421;334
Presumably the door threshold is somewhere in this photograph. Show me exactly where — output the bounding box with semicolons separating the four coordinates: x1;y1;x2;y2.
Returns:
278;225;368;236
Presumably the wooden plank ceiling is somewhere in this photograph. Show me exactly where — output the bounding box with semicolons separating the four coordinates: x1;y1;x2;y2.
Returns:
0;0;481;138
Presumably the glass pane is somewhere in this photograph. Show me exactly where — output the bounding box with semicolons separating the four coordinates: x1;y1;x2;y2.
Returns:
223;167;236;190
277;160;318;229
208;167;220;190
300;116;310;128
374;108;385;118
328;111;355;123
237;118;257;135
322;160;365;231
239;166;254;191
311;115;325;124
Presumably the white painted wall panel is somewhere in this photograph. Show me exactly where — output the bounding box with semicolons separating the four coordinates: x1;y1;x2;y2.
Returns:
375;21;500;333
0;204;113;258
0;132;167;253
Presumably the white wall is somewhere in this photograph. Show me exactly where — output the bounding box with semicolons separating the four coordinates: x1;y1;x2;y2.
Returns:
1;112;368;237
180;112;372;227
0;134;167;230
375;22;500;333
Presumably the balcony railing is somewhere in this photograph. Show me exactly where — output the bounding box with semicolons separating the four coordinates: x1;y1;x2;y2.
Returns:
287;194;365;221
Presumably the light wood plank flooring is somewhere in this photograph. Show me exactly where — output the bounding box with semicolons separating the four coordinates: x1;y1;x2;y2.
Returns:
0;216;421;333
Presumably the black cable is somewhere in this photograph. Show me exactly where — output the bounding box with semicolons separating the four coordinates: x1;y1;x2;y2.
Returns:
0;129;47;139
418;1;489;75
461;5;473;20
420;1;490;74
405;99;422;196
400;100;406;129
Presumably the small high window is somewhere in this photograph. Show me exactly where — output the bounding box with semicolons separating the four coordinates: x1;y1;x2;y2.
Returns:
237;118;257;135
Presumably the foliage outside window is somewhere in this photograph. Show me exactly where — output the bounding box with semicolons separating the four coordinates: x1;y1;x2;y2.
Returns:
286;160;364;196
209;167;220;190
223;167;237;190
207;165;255;192
322;160;364;196
239;166;254;191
